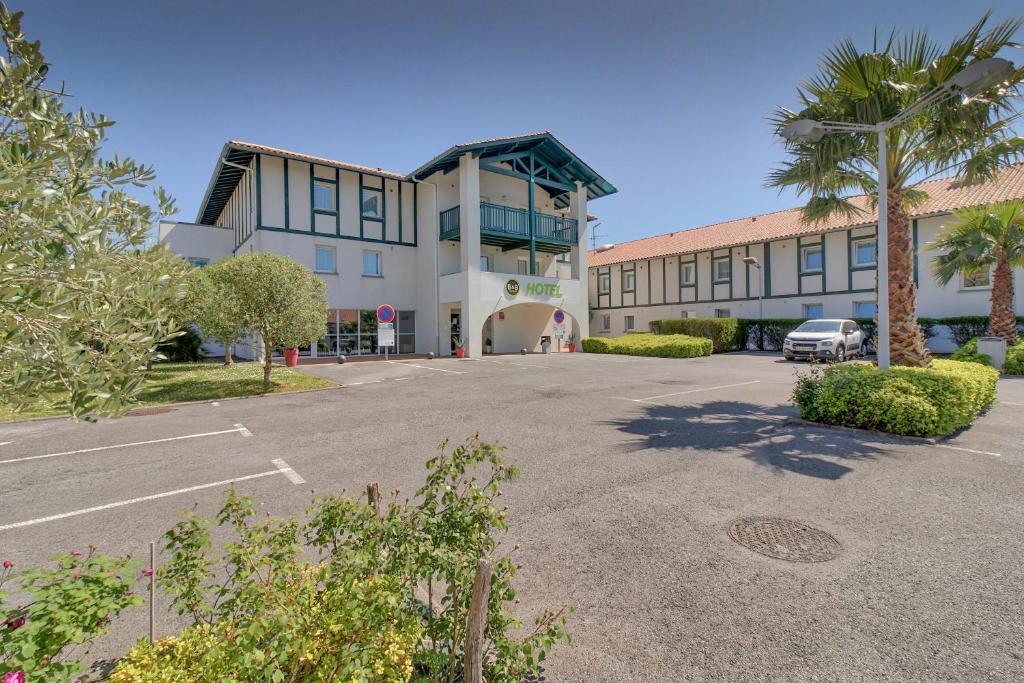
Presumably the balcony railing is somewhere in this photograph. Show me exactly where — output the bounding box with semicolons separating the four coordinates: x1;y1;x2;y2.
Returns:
437;202;578;245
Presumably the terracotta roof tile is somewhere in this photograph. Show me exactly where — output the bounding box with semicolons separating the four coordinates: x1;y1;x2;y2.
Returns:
589;164;1024;267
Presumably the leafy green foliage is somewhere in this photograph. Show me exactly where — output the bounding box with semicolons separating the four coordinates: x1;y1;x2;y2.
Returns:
155;327;204;363
0;4;190;419
931;201;1024;285
793;359;998;436
919;315;1024;345
650;318;742;352
0;550;141;681
582;333;713;358
951;337;1024;374
229;253;328;388
767;14;1024;214
120;436;568;682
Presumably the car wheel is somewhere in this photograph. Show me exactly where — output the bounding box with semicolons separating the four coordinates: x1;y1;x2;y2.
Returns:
834;344;846;362
783;354;795;361
858;341;867;357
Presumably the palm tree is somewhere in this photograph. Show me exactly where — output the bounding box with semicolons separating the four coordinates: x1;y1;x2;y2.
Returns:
768;14;1024;366
932;200;1024;344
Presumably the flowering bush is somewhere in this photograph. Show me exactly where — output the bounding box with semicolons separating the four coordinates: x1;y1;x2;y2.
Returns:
0;550;141;682
112;435;569;681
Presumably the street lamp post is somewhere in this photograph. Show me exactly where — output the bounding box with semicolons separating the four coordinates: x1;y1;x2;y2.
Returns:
781;57;1014;370
742;256;763;320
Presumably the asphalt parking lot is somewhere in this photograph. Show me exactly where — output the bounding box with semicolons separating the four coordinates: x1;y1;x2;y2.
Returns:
2;352;1022;681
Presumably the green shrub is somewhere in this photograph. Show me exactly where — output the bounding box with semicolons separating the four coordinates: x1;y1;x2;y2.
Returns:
111;436;567;683
1;551;142;681
156;327;205;363
952;337;1024;375
921;316;1024;346
650;318;742;352
793;359;998;436
583;333;713;358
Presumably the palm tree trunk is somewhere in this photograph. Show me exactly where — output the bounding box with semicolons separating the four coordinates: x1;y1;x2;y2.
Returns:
886;189;931;367
988;255;1018;345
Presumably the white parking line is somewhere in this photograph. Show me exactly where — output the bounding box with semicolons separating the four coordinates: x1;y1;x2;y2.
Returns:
0;425;254;466
935;444;1003;457
1000;401;1024;406
272;458;306;485
0;441;11;447
0;465;291;532
479;359;552;370
610;380;763;407
387;361;465;374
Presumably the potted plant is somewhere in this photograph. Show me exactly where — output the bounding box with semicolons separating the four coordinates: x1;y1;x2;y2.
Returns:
283;347;299;367
567;334;578;353
454;335;466;359
484;337;493;354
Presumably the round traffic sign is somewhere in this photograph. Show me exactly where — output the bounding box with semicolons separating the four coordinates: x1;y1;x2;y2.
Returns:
553;309;565;324
376;304;396;324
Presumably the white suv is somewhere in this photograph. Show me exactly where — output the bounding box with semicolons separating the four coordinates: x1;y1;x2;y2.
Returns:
783;319;865;362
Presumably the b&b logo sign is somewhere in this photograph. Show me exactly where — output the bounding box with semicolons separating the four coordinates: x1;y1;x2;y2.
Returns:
504;278;561;299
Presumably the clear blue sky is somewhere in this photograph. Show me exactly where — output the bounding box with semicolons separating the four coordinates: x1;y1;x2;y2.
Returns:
23;1;1023;245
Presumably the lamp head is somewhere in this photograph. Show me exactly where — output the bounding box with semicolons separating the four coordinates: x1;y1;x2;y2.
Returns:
742;256;760;267
946;57;1015;95
781;119;827;143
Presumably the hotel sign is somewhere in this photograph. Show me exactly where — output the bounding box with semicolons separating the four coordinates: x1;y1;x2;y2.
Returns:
505;278;561;299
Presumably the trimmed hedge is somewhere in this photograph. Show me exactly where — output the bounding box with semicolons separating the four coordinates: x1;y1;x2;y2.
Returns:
792;359;998;437
650;318;742;352
920;316;1024;346
582;333;712;358
951;337;1024;375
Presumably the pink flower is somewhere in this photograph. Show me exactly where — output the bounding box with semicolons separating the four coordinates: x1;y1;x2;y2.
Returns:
70;551;82;557
4;671;26;683
142;568;154;577
4;613;25;631
2;560;11;568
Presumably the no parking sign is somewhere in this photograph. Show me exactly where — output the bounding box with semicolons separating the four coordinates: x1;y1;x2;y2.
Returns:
553;309;565;324
376;304;396;324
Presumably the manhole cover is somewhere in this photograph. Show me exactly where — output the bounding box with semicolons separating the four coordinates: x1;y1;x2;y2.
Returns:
728;516;840;563
125;406;173;417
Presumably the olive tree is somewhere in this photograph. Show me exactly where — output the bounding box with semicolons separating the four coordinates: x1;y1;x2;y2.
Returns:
0;4;189;418
231;253;327;389
188;260;246;365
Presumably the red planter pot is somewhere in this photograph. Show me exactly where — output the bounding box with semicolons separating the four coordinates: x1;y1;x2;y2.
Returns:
283;348;299;367
568;343;577;353
455;347;466;359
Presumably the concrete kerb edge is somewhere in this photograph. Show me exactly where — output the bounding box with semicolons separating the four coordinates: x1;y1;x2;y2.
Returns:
0;384;345;426
783;417;940;445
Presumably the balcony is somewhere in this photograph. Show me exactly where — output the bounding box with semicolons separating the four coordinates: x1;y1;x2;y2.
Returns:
439;202;578;253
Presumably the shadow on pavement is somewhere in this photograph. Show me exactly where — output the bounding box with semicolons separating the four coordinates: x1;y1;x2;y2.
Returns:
605;400;890;480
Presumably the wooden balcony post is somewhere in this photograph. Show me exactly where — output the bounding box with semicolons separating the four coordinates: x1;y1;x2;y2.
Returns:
528;151;537;275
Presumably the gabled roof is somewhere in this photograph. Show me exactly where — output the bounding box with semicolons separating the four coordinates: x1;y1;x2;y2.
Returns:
588;163;1024;267
196;133;616;224
409;131;617;207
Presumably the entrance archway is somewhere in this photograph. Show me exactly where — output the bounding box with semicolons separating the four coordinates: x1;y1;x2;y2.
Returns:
481;303;580;354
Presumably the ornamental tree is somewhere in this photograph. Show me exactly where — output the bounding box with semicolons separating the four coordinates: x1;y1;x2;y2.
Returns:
0;3;189;417
932;200;1024;344
230;252;327;389
186;260;246;365
768;14;1024;367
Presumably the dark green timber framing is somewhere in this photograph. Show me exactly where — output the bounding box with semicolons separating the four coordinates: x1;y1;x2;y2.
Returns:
283;158;290;230
661;257;666;304
912;219;919;286
310;167;338;235
764;241;772;297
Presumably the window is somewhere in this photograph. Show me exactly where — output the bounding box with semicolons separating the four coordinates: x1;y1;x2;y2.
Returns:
556;253;570;264
623;269;636;293
962;268;991;289
854;238;876;266
853;301;877;318
321;308;409;357
713;258;730;283
314;246;335;273
801;244;823;272
362;250;382;276
601;314;611;331
186;257;209;268
680;262;695;286
802;303;823;319
714;308;731;319
480;255;491;272
624;315;635;331
597;271;610;293
518;258;530;275
361;188;383;219
313;179;336;212
680;310;689;319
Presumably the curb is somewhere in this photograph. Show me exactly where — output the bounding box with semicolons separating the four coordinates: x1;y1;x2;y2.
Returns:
0;382;344;425
783;417;940;445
